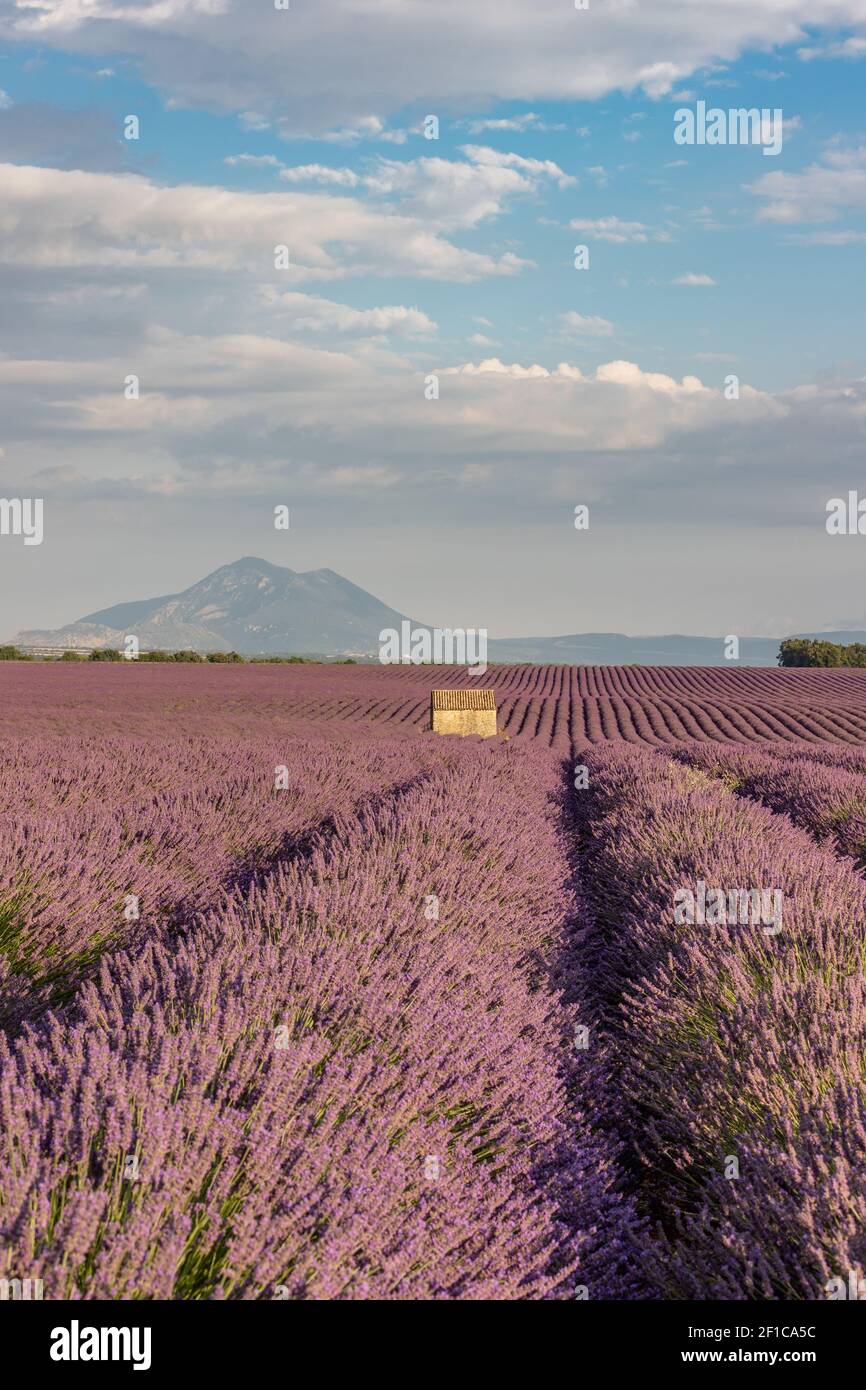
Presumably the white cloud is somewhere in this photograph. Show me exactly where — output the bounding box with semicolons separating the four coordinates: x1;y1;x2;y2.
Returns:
1;339;800;519
459;145;575;189
1;0;860;131
0;163;528;282
9;325;866;606
278;164;360;187
449;357;556;381
260;289;436;337
275;147;573;217
591;360;708;395
225;153;282;168
798;37;866;62
310;464;400;488
786;229;866;244
559;312;615;337
38;281;147;308
570;216;666;243
0;338;767;467
748;145;866;223
672;272;716;285
310;115;408;145
238;111;270;132
356;147;570;231
461;112;564;133
0;88;12;109
586;166;610;187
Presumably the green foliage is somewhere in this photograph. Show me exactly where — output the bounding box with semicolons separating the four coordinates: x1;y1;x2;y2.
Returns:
206;651;244;663
778;639;866;668
250;655;314;664
0;645;21;660
58;650;85;662
123;650;204;662
88;649;122;662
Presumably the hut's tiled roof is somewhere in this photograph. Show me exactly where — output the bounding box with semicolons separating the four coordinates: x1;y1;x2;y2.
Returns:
431;688;496;711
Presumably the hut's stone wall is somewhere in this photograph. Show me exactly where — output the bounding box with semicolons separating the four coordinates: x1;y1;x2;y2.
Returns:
430;689;497;737
431;708;498;738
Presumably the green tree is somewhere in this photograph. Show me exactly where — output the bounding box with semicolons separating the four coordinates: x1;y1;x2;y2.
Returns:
778;638;857;667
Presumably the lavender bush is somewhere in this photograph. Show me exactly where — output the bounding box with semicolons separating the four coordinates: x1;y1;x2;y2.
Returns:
669;742;866;870
3;662;866;1299
0;737;444;1027
0;739;639;1299
576;745;866;1298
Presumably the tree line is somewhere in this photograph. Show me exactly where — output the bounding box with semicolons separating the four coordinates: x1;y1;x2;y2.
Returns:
0;646;356;664
777;639;866;667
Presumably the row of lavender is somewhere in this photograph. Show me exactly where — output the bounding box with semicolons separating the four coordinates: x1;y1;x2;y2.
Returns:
4;719;865;1298
576;744;866;1298
666;740;866;870
0;736;445;1029
0;737;638;1299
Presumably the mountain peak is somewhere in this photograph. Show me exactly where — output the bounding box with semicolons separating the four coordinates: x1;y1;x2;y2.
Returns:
216;555;294;576
16;558;413;656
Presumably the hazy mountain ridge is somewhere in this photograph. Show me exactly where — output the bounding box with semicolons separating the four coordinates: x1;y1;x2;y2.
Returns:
13;558;415;656
11;557;865;665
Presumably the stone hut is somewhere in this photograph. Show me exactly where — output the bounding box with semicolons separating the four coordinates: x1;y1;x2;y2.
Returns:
431;688;497;738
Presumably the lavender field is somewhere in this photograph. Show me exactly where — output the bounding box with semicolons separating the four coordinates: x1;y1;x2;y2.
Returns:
2;663;866;1300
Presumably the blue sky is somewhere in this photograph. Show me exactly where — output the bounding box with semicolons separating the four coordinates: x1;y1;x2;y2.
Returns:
4;35;866;389
2;2;866;639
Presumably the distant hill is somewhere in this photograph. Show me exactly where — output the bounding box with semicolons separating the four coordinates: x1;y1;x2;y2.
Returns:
10;556;866;665
484;632;779;666
486;630;866;666
12;557;416;656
